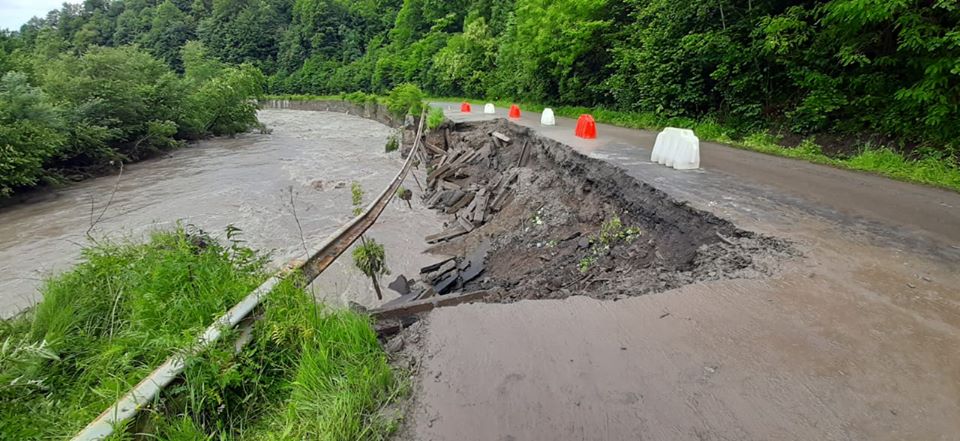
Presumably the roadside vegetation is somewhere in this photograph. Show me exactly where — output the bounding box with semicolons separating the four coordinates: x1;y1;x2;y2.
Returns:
0;227;398;440
433;97;960;192
0;40;264;198
8;0;956;191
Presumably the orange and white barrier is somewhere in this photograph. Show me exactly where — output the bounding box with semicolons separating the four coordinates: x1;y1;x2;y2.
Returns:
651;127;699;170
484;103;495;114
461;102;472;113
509;104;521;119
541;108;556;126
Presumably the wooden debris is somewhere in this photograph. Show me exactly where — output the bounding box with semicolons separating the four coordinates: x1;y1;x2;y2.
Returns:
445;191;475;214
457;216;475;232
371;290;499;321
491;188;515;212
438;179;461;191
471;188;489;223
423;142;446;155
516;140;530;167
491;131;511;143
425;225;468;244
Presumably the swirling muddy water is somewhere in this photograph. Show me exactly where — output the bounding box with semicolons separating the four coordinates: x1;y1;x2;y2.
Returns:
0;109;447;317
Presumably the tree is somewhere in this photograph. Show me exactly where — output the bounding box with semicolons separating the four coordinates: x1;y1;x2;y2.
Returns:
143;0;196;70
0;72;65;195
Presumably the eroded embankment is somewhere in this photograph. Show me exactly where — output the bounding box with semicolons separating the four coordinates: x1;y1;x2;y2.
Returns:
397;119;796;302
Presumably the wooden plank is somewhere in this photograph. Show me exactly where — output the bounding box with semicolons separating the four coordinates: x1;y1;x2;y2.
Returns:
471;188;489;223
424;142;446;155
516;140;530;167
372;290;499;321
425;225;468;244
438;179;462;191
491;187;515;212
458;216;476;232
491;131;511;143
445;191;475;214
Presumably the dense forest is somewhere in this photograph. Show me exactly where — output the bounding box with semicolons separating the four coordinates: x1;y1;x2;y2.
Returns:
1;0;959;195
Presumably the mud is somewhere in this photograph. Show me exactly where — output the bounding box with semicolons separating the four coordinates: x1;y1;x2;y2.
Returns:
406;119;796;302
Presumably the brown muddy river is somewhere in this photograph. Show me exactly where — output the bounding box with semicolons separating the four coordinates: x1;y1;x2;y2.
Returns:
0;109;446;317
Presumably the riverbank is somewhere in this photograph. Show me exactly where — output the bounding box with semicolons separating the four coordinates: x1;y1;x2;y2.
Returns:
0;228;400;440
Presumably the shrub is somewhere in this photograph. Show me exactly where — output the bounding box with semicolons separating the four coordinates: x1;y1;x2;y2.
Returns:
384;83;425;116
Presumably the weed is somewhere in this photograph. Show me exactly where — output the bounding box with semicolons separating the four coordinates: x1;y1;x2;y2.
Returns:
579;216;642;273
427;106;445;130
385;136;399;153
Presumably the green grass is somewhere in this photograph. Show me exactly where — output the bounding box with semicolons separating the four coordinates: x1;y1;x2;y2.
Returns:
429;96;960;193
0;227;399;440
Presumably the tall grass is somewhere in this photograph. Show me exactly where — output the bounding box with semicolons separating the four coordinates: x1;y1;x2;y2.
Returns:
0;227;398;440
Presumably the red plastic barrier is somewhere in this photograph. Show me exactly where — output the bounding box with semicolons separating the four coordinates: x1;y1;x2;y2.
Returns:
508;104;521;119
575;114;597;139
461;102;472;113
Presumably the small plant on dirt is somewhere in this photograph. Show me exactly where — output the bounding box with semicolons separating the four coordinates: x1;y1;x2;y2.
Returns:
352;239;390;300
579;216;642;273
396;186;412;209
427;106;444;130
385;135;399;153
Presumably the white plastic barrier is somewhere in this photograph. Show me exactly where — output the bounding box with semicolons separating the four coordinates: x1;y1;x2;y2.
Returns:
651;127;700;170
484;103;496;114
541;108;556;126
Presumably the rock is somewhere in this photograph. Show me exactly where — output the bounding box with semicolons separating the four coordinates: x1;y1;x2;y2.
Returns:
388;275;411;295
385;336;404;353
578;237;591;249
348;301;369;314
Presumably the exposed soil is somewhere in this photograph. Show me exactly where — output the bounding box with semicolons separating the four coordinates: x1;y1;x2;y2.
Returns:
405;119;797;302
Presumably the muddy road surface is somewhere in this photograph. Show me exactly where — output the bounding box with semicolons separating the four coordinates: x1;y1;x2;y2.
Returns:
390;108;960;441
0;109;445;317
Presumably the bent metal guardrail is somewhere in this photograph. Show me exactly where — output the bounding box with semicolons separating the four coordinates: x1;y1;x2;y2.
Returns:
71;110;427;441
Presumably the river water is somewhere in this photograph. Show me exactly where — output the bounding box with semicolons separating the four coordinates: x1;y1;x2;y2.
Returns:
0;109;447;317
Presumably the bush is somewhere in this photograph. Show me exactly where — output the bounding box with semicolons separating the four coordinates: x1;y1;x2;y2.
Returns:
0;72;65;195
384;83;425;116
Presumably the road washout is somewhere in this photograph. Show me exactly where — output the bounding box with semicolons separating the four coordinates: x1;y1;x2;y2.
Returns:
385;119;797;305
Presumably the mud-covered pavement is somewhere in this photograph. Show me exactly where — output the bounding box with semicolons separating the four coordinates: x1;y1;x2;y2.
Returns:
391;105;960;440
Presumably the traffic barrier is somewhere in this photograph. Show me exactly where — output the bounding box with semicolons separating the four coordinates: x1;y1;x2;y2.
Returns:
541;108;556;126
651;127;699;170
575;114;597;139
461;102;472;113
484;103;495;114
508;104;521;119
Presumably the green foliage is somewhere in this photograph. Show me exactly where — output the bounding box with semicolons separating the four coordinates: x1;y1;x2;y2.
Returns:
7;0;960;190
352;239;388;280
427;106;444;130
351;181;364;216
0;228;398;440
385;135;399;152
0;72;65;195
384;83;425;116
0;41;262;197
579;216;641;273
